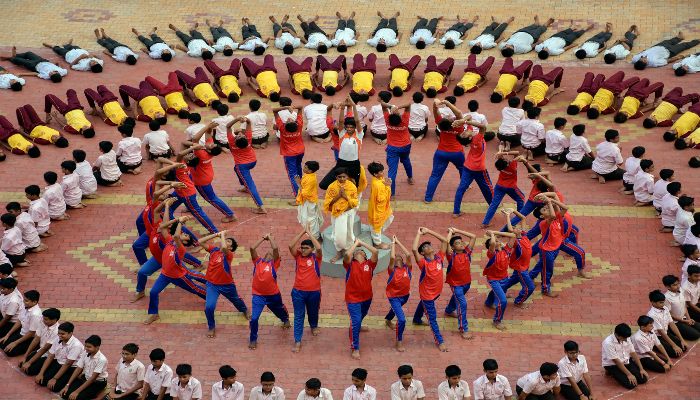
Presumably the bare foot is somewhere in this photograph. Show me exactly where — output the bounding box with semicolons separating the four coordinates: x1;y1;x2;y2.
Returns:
336;11;342;19
395;341;405;352
131;292;145;303
238;187;250;193
252;207;267;214
311;327;320;336
375;243;390;250
168;23;177;31
329;251;343;263
132;28;139;35
351;350;360;359
461;331;474;340
514;302;529;309
94;28;100;38
597;176;606;184
244;310;251;320
493;322;507;330
282;321;291;329
452;212;465;219
413;319;428;326
144;314;160;325
292;342;301;353
506;292;514;298
577;271;591;279
207;328;216;338
589;173;598;179
221;215;237;223
438;343;448;352
385;319;395;328
248;341;257;350
360;326;369;332
677;31;685;40
30;243;48;253
407;177;415;185
480;223;492;229
543;291;559;298
444;311;457;318
287;199;298;206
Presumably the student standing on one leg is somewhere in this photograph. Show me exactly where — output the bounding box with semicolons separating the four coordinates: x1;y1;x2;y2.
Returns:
411;227;449;352
168;146;219;234
425;99;468;203
288;226;323;353
248;234;290;350
483;231;516;330
452;112;492;216
481;153;525;227
344;239;378;359
631;315;673;374
557;340;596;400
443;228;477;339
385;237;412;352
602;323;649;389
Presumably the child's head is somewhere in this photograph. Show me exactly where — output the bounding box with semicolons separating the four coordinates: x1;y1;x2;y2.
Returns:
118;124;134;136
149;348;166;368
216;103;229;116
688;264;700;283
662;274;681;292
43;171;58;185
389;112;403;126
176;364;193;384
418;240;433;257
24;185;41;200
614;112;629;124
571;124;586;137
0;213;15;229
637;315;655;333
219;365;237;385
304;161;319;174
379;91;393;104
663;131;677;142
470;44;482;54
634;59;647;70
490;92;503;103
495;158;509;171
304;378;322;397
57;321;75;341
675;138;689;150
235;134;249;149
453;85;465;96
84;335;102;354
0;277;17;296
188;113;202;124
23;289;40;309
679;195;695;212
648;289;665;308
526;107;541;120
521;100;534;111
5;202;21;217
42;307;60;327
352;247;367;262
311;93;323;104
99;140;113;154
659;168;674;181
614;323;632;340
445;364;461;385
335;168;349;184
449;235;465;252
667;181;681;196
161;51;173;62
508;96;521;108
640;159;654;172
351;368;368;387
299;239;315;257
631;146;645;158
681;244;699;259
279;97;292;107
539;362;559;382
482;359;498;379
269;92;281;102
60;160;76;174
554;117;567;130
72;149;87;163
468;100;479;112
121;343;139;363
425;88;438;99
367;161;384;177
397;364;414;386
604;129;620;143
690;156;700;169
224;235;238;253
285;119;299;133
412;92;424;104
0;263;13;279
563;340;579;361
260;371;276;393
149;120;161;132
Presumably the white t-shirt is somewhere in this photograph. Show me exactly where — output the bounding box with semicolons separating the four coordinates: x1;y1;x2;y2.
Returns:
115;358;146;394
305;32;332;49
437;379;471;400
674;209;694;244
15;211;40;248
368;105;387;134
622;156;641;184
61;173;83;207
112;46;138;63
534;37;567;56
604;43;631;60
390;379;426;400
355;105;368;129
169;376;203;400
500;32;535;54
343;384;376;400
633;171;654;203
143;130;171;154
516;119;545;148
440;30;464;46
575;41;602;58
472;374;512;400
65;49;104;71
367;29;399;48
1;226;24;255
304;103;330;136
28;198;51;234
673;54;700;74
275;33;302;49
148;43;176;60
35;62;67;80
465;111;488;134
0;73;25;89
145;363;174;396
631;46;671;68
498;107;524;135
77;350;109;380
631;329;661;358
338;133;361;161
591;141;623;174
516;372;559;395
186;39;216;58
653;179;671;209
185;123;207;145
660;193;679;227
213;37;239;52
75;160;98;195
238;38;268;52
116;136;143;165
332;29;357;47
408;103;430;130
409;29;436;46
469;34;496;49
95;150;122;181
545;129;568;154
664;289;687;319
557;355;588;385
212;115;235;143
244;111;269;139
43;183;66;218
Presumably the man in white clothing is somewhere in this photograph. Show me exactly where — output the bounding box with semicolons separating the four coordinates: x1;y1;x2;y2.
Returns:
304;95;333;143
391;365;425;400
170;23;216;59
207;20;239;56
94;28;139;65
440;15;478;49
298;378;333;400
332;12;357;52
673;52;700;76
499;16;554;57
632;160;655;206
250;371;285;400
603;25;638;64
632;31;699;70
515;362;560;399
132;27;176;61
591;129;623;183
544;117;568;164
270;16;303;54
516;107;545;160
557;341;595;400
535;21;593;60
43;41;103;73
298;15;332;53
4;202;45;253
343;368;376;400
409;16;442;49
469;16;514;54
574;23;613;59
367;12;401;52
2;47;67;82
472;359;514;400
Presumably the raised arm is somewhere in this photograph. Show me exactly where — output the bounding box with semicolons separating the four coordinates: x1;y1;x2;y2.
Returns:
249;235;267;261
268;234;280;261
442;99;463;120
359;240;379;263
344;239;361;264
395;237;413;266
421;227;449;254
451;228;477;249
411;228;422;265
288;228;306;257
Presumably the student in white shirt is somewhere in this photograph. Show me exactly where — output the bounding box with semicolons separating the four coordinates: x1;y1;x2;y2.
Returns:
207;20;238;56
24;185;52;236
211;105;236;147
132;27;176;61
632;31;699;70
61;335;109;400
93;141;122;187
95;28;138;65
298;378;333;400
440;16;478;49
660;182;682;231
562;124;593;172
106;343;146;400
245;99;270;148
647;289;688;358
332;12;357;52
213;365;245;400
143;348;173;400
632;315;673;374
674;197;695;245
1;214;27;267
684;264;700;320
170;364;202;400
621;146;645;193
535;22;593;60
464;99;488;135
409;16;442;49
5;202;43;253
343;368;376;400
515;106;545;160
0;288;40;356
71;150;98;199
44;42;104;73
0;66;28;91
652;169;674;214
603;25;638;64
271;16;304;54
390;365;425;400
438;364;473;400
673;52;700;76
368;91;392;144
19;307;60;376
0;279;23;335
662;274;700;340
250;371;285;400
602;324;649;389
36;321;84;392
116;130;143;174
633;160;655;206
681;245;700;283
515;362;560;399
497;97;524;150
298;15;332;53
304;95;333;143
408;92;430;141
544;117;568;164
574;23;613;59
170;23;216;59
185;113;207;145
143;121;174;159
60;161;85;209
499;16;554;57
3;50;67;82
239;18;271;55
42;172;69;220
591;129;624;183
557;341;595;400
472;359;513;400
367;12;401;52
468;16;514;54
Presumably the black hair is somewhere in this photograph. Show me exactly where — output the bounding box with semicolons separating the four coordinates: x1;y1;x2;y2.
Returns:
631;146;645;158
82;127;95;138
659;168;674;180
335;167;349;177
415;40;426;49
249;99;262;111
0;264;12;276
61;160;77;172
186;113;201;124
418;240;432;254
24;289;40;302
217;104;229;116
614;113;628;124
537;49;549;60
539;362;558;376
269;92;280;102
376;43;387;52
311;93;323;104
663;131;676;142
604;53;616;64
688;264;700;275
438;118;453;131
483;359;498;371
649;289;665;302
43;171;58;185
235;135;249;149
50;73;62;83
470;44;482;54
352;368;368;380
149;348;166;361
521;100;534;111
379;91;393;103
305;160;320;172
533;207;543;220
161;52;173;62
253;46;265;56
637;315;654;327
28;146;41;158
397;365;413;377
285;121;299;133
325;86;336;96
43;307;61;321
0;213;15;227
343;117;357;127
586;108;600;119
667;181;681;195
337;44;348;53
495;158;509;170
122;343;139;354
317;44;328;54
5;202;21;212
300;239;314;248
662;274;679;287
176;364;192;376
679;195;694;209
675;67;688;77
306;378;321;389
490;92;503;103
283;44;294;55
604;129;619;142
219;365;237;379
564;340;579;352
211;100;223;111
223;48;234;57
25;185;41;197
449;235;462;247
633;60;647;70
575;49;587;60
643;118;657;129
554;117;567;129
566;105;580;115
349;92;362;104
99;140;113;153
228;92;240;103
639;159;653;171
57;321;74;333
301;90;313;100
157;116;167;125
526;107;541;119
445;96;456;105
426;88;437;98
118;124;134;136
453;86;465;96
55;136;69;148
201;50;213;60
149;120;161;131
260;371;275;382
178;109;190;119
690;156;700;168
90;63;103;73
85;334;102;347
209;145;223;156
388;113;402;126
681;244;698;257
468;100;479;112
0;277;17;290
367;161;384;175
675;138;688;150
412;92;424;103
123;117;136;127
126;55;137;65
10;82;22;91
501;48;514;57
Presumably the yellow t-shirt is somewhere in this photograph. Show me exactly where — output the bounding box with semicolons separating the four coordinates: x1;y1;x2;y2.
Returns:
494;73;518;96
219;75;241;96
322;70;339;88
686;127;700;145
672;112;700;137
256;71;280;97
423;71;444;91
296;173;318;204
524;80;549;105
292;72;313;93
29;125;59;142
389;68;410;90
352;71;374;93
590;88;614;111
193;83;218;105
619;96;640;117
139;96;164;119
103;101;128;125
650;101;678;123
7;133;32;152
323;180;358;217
570;92;593;109
458;72;481;90
367;177;392;232
65;109;91;131
164;92;188;111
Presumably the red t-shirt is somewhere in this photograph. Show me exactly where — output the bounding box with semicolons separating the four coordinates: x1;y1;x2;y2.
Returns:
277;114;305;156
251;257;281;296
161;241;187;279
562;212;574;238
510;236;532;271
483;248;511;281
148;222;166;263
385;111;411;148
191;149;214;186
205;246;235;285
385;264;411;298
446;249;472;286
344;259;377;303
418;251;445;301
464;132;486;171
539;214;565;251
174;167;197;197
327;117;339;150
497;160;519;188
293;252;321;291
146;178;155;205
527;177;541;201
227;129;257;165
436;116;465;153
142;204;154;234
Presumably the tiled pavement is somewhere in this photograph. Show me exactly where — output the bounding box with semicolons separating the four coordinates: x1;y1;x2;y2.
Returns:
1;1;700;399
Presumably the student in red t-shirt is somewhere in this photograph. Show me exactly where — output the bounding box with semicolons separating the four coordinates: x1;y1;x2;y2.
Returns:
384;236;413;352
483;230;516;330
343;239;378;359
379;101;414;196
452;114;492;216
227;122;266;215
444;227;477;339
198;230;249;338
248;233;290;350
273;104;305;203
500;208;536;308
185;122;236;223
481;152;526;227
506;159;556;228
144;216;207;325
411;227;449;352
528;196;566;297
288;226;323;353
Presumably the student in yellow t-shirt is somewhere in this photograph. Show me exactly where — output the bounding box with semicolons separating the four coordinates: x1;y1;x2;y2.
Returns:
566;72;605;115
367;162;393;249
118;80;168;124
490;58;533;103
388;54;421;97
323;168;358;262
285;56;315;99
296;160;323;239
643;87;699;129
614;79;664;123
175;67;221;108
44;89;95;138
145;72;190;118
84;86;136;129
204;58;243;103
586;71;640;119
0;116;40;157
454;54;495;96
350;53;377;99
663;102;700;142
314;55;349;96
16;104;69;148
242;54;281;102
422;55;454;98
522;65;564;109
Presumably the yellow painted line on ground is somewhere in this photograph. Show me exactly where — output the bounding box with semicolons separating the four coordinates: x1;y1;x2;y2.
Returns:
61;307;614;337
0;192;656;218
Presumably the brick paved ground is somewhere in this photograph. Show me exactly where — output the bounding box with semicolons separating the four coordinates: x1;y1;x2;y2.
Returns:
1;1;700;399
